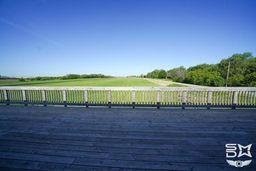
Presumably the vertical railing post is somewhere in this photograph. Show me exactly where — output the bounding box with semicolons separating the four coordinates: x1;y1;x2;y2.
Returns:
232;91;238;109
157;90;161;109
182;91;187;109
108;90;112;108
4;90;9;105
63;90;67;107
84;90;88;108
42;90;46;106
132;90;136;109
207;91;212;109
22;90;27;106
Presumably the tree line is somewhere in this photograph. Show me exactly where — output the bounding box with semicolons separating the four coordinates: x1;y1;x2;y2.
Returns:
17;74;112;82
145;52;256;87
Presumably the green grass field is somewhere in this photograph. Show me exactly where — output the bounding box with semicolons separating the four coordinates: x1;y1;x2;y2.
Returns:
0;78;255;106
0;77;160;86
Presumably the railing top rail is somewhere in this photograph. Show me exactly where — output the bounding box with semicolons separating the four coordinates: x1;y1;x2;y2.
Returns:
0;86;256;91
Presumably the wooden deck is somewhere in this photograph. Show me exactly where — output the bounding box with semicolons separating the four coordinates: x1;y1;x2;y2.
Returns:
0;106;255;170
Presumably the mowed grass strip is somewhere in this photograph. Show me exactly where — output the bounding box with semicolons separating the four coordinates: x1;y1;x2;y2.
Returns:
0;78;158;87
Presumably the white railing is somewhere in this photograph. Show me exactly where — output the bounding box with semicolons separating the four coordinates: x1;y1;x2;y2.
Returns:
0;86;256;109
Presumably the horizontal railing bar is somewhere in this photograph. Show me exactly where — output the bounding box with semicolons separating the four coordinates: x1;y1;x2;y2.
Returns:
0;86;256;91
2;101;256;108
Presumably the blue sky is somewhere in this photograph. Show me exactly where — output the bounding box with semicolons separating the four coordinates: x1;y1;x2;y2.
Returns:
0;0;255;77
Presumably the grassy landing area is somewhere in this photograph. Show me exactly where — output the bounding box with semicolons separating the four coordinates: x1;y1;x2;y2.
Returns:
0;77;160;87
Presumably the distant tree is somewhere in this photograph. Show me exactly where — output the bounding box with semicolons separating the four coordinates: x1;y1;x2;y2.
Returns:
244;57;256;86
19;74;111;81
18;78;26;82
62;74;81;79
163;52;255;86
30;76;43;81
80;74;111;78
0;75;16;79
218;52;254;86
184;69;225;86
146;69;166;79
183;63;224;86
139;74;146;78
244;72;256;87
187;64;217;72
167;66;186;82
158;70;167;79
147;70;158;78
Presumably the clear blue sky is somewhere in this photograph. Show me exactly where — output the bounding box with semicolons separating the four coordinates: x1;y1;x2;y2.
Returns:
0;0;255;77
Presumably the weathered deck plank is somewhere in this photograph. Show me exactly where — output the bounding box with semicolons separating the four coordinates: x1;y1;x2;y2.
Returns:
0;106;255;170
